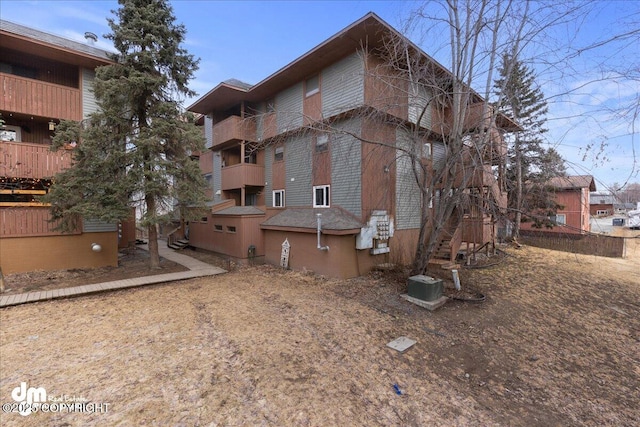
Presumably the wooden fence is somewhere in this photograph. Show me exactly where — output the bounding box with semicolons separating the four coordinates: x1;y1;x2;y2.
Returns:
519;230;626;258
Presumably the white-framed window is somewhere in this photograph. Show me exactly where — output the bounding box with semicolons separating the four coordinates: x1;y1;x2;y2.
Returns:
313;185;330;208
422;142;432;158
551;214;566;225
596;210;608;216
274;146;284;162
273;189;285;208
305;75;320;97
315;133;329;153
0;125;21;142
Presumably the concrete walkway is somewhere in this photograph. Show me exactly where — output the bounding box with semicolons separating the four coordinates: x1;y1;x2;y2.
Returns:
0;241;226;308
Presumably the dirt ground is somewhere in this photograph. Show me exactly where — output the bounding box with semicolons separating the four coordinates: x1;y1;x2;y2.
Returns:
0;232;638;426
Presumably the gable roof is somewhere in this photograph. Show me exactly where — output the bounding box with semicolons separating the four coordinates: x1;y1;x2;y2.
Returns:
0;20;112;68
188;12;519;131
548;175;596;192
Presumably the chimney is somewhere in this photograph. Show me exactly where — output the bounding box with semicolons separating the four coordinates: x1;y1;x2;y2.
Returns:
84;32;98;45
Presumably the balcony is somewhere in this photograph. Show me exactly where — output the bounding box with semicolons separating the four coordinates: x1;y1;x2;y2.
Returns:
221;163;264;191
212;115;256;149
1;73;82;121
0;140;72;178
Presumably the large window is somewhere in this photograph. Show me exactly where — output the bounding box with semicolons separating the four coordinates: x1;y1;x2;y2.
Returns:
313;185;330;208
273;189;285;208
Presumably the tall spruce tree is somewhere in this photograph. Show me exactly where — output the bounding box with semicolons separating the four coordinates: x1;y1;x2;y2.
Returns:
45;0;207;269
495;54;561;237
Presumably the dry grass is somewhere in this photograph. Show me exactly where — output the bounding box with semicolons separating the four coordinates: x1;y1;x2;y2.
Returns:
0;234;638;426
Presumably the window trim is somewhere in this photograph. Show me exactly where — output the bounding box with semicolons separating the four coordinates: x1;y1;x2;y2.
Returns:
315;133;329;153
274;146;284;162
273;189;285;208
313;185;330;208
555;214;566;225
305;75;320;97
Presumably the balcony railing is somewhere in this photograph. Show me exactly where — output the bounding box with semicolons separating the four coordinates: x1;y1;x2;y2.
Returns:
212;115;256;149
0;140;72;178
1;73;82;121
221;163;264;191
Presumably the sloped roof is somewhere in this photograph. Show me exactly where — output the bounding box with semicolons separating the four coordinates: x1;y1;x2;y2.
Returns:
213;206;265;216
0;20;112;68
548;175;596;191
261;208;363;233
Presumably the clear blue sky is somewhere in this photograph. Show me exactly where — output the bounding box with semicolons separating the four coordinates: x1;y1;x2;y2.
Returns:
1;0;638;190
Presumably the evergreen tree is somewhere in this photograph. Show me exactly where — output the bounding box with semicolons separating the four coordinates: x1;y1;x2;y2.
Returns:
495;54;562;237
45;0;207;269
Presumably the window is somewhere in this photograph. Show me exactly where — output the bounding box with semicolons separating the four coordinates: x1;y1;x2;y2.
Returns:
0;125;21;142
273;190;285;208
596;210;608;216
227;226;237;233
203;173;212;187
551;214;566;225
305;75;319;97
274;146;284;162
245;193;257;206
315;134;329;153
214;224;223;232
422;142;432;158
266;99;276;113
313;185;330;208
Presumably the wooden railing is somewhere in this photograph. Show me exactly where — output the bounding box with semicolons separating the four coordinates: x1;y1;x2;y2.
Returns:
0;140;73;178
212;115;256;148
1;73;82;121
0;207;80;237
221;163;265;190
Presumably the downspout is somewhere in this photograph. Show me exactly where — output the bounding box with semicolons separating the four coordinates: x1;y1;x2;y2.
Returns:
316;213;329;251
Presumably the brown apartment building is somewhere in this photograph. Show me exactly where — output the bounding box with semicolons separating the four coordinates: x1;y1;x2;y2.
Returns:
0;21;120;274
187;13;515;278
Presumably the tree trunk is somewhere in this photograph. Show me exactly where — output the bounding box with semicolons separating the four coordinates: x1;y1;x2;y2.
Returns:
514;142;522;240
146;195;161;269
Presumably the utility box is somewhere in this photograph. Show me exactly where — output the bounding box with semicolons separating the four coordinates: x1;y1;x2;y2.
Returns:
407;275;443;302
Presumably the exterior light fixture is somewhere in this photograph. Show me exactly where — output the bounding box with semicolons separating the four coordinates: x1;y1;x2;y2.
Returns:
48;120;56;131
91;243;102;252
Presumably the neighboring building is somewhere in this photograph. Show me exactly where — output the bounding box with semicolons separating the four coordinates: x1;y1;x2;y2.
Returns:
522;175;596;235
590;192;618;216
186;13;515;278
0;20;119;274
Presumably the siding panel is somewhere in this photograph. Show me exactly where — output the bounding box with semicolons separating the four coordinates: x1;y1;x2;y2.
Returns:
395;129;422;229
285;134;312;207
330;117;361;216
265;146;273;206
322;52;364;118
204;115;214;149
81;68;98;119
212;151;222;202
276;83;303;133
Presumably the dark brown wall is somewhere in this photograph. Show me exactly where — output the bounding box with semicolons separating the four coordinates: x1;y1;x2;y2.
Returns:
360;118;396;221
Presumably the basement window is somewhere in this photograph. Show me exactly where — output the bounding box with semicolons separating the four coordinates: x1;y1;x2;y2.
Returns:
214;224;223;232
227;226;237;233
